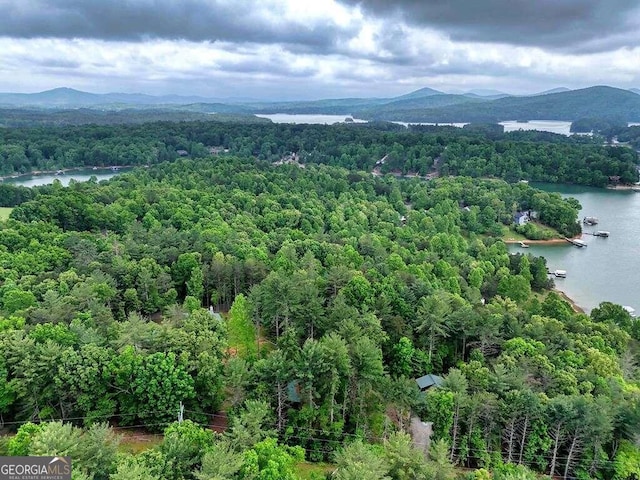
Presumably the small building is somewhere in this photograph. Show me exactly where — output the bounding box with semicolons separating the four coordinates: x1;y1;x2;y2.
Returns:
176;149;189;157
208;306;223;321
208;146;227;155
608;175;621;184
415;374;444;393
287;380;301;403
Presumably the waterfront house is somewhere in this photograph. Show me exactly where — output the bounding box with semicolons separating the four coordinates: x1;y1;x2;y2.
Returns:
514;211;530;226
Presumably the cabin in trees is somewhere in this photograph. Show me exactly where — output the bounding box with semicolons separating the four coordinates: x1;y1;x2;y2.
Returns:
415;374;444;393
208;146;229;155
287;380;302;403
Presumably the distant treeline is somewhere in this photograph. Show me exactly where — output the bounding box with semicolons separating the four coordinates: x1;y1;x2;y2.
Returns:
0;120;637;186
570;118;640;149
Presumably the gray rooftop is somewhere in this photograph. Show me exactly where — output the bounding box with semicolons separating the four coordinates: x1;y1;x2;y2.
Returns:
415;374;444;391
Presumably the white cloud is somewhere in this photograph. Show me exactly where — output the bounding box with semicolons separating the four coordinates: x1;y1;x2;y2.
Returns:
0;0;639;98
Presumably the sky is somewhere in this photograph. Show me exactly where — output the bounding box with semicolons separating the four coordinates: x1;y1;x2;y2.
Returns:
1;0;640;100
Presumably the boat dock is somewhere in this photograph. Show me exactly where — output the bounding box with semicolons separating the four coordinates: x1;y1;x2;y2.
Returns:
565;237;587;247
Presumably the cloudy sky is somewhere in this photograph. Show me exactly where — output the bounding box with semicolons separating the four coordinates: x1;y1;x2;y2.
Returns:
1;0;640;99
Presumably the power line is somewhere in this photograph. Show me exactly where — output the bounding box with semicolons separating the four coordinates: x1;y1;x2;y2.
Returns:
0;408;627;469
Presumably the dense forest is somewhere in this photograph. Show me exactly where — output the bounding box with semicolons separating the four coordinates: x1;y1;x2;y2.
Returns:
0;153;638;479
0;120;637;187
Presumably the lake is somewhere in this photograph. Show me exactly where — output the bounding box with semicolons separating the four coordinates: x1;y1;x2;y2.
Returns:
256;116;639;137
255;114;367;124
2;168;126;188
508;183;640;312
500;120;574;135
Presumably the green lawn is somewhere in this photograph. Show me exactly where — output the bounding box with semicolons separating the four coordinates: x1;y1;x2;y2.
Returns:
501;222;560;242
0;207;13;221
295;462;335;479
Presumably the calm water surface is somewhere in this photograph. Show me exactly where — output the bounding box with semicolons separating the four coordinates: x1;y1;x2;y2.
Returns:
255;114;367;124
3;169;125;187
257;117;637;136
500;120;574;135
509;183;640;312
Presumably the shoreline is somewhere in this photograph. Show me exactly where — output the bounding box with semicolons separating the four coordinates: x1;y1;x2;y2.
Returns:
503;234;583;245
605;184;640;191
553;288;586;314
503;237;568;245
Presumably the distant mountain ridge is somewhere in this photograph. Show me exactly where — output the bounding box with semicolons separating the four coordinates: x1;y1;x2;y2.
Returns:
2;85;640;123
353;86;640;123
0;87;239;107
532;87;571;96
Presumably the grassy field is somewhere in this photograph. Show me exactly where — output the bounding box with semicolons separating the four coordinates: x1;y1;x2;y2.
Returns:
0;207;12;220
295;462;335;479
501;222;560;242
117;430;163;454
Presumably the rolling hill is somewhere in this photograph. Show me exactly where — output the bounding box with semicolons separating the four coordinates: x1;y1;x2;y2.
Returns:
0;87;235;107
352;86;640;123
2;85;640;124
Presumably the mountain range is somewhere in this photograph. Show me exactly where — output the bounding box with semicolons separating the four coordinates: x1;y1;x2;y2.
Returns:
1;85;640;123
0;87;255;107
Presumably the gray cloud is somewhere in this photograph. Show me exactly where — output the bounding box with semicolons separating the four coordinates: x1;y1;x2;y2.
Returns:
0;0;351;51
339;0;640;53
214;58;317;78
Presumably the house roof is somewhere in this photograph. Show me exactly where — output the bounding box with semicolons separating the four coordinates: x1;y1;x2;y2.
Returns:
287;380;301;403
415;374;444;390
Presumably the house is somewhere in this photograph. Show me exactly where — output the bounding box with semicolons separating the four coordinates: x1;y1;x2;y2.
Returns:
415;374;444;392
274;152;304;168
608;175;621;184
514;212;530;226
208;306;222;322
176;149;189;157
208;146;230;155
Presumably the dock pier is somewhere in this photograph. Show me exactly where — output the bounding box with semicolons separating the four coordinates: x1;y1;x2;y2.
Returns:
564;237;588;247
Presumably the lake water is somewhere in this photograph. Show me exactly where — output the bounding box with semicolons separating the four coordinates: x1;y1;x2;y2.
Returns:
508;183;640;312
255;114;367;124
500;120;574;135
393;121;468;128
2;168;125;188
257;116;639;137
